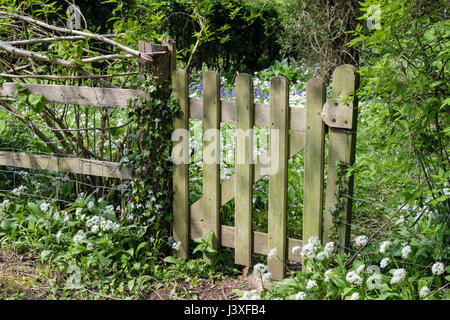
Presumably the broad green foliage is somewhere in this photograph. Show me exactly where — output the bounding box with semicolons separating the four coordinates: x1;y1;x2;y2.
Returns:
349;0;449;215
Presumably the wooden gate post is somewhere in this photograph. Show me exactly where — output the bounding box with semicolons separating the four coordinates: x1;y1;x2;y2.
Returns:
138;40;171;92
323;65;359;250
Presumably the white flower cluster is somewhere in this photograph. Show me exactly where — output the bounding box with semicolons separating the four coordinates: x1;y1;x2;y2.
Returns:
1;199;10;207
419;286;430;298
292;238;335;261
380;257;390;269
40;202;50;213
390;268;407;284
401;245;412;259
75;208;83;216
73;230;86;244
431;262;445;276
239;290;260;300
348;292;360;300
379;241;391;254
346;271;363;286
12;185;27;195
172;241;182;251
253;263;268;274
87;201;94;210
306;279;317;290
268;247;277;260
295;291;307;300
85;215;120;234
298;236;321;259
353;235;368;247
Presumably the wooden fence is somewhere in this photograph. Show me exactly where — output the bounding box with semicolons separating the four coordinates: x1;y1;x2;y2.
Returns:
0;39;359;281
171;65;359;280
0;82;144;179
0;40;172;182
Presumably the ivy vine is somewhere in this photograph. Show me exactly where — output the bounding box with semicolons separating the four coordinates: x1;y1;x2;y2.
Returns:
121;75;180;255
328;160;349;242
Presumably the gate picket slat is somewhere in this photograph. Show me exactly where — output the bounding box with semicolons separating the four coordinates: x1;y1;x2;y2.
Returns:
172;69;190;259
234;73;255;269
268;76;289;280
202;71;221;263
303;78;326;243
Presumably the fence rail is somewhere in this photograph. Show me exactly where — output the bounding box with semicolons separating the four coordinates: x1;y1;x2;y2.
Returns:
0;83;147;108
0;151;133;179
0;82;144;180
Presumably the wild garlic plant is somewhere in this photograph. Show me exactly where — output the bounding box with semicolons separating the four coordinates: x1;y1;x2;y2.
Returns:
236;203;448;300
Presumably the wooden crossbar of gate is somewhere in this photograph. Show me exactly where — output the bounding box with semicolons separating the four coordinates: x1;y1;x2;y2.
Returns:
171;64;359;280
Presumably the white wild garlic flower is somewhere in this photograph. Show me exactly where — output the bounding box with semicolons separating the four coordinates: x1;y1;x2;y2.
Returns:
379;241;391;254
268;247;277;260
353;235;368;247
348;292;360;300
401;245;412;259
380;257;390;269
253;263;268;274
172;241;182;251
73;230;86;244
431;262;445;276
390;268;407;284
419;286;430;298
346;271;363;286
40;202;50;212
295;291;307;300
300;236;321;259
306;279;317;290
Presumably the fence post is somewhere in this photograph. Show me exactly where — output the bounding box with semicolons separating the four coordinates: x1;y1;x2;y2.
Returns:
234;73;255;271
202;71;221;263
303;78;326;243
138;41;170;92
267;76;289;280
172;68;189;259
323;65;359;250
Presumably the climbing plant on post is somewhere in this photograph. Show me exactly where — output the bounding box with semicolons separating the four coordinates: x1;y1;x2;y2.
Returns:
323;64;359;250
123;40;179;256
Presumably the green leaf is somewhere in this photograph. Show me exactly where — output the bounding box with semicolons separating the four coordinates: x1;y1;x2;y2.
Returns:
163;256;181;264
40;250;52;261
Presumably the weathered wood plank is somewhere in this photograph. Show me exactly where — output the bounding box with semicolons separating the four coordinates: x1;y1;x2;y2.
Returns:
268;76;289;280
0;151;132;179
189;221;303;263
172;69;190;259
303;78;326;243
189;97;305;131
202;71;221;262
0;83;146;108
323;65;359;250
234;73;255;268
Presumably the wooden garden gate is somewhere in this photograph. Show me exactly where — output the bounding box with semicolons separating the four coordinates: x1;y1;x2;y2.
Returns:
0;36;359;281
171;62;359;280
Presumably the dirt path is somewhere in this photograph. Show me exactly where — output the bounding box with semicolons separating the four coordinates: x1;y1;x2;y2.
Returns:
0;246;252;300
